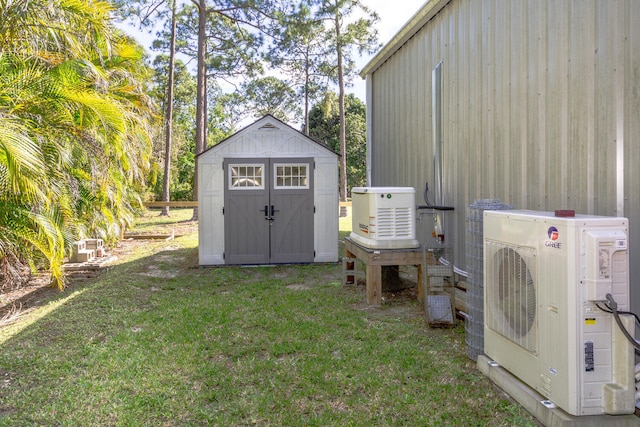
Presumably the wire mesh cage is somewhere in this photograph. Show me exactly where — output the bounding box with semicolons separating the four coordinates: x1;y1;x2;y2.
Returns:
465;199;514;360
423;247;456;327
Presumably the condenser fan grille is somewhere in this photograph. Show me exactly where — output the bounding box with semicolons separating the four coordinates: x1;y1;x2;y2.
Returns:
485;241;538;354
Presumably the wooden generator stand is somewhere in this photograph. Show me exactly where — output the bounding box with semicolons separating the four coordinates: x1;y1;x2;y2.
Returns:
343;237;426;306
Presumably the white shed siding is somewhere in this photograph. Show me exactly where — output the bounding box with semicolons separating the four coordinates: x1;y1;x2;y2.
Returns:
197;116;339;265
314;158;339;262
362;0;640;309
198;153;225;266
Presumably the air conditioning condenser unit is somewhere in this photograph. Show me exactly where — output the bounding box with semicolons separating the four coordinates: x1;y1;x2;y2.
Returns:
483;210;635;416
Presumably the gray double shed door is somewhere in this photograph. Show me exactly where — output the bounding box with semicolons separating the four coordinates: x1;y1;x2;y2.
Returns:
223;157;314;265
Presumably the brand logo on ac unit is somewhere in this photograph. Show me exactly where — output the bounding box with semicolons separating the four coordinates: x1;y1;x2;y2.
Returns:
359;223;369;234
545;226;561;249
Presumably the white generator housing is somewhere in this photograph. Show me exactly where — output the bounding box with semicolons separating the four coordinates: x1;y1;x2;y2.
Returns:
350;187;419;249
483;210;634;416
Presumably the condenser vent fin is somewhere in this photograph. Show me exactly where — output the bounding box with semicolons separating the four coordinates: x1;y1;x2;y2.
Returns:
485;240;539;355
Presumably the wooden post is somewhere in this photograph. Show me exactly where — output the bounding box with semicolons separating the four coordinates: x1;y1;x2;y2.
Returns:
417;259;424;304
366;263;382;305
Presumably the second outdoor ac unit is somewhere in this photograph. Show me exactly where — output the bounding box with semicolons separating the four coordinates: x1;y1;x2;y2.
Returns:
483;210;635;416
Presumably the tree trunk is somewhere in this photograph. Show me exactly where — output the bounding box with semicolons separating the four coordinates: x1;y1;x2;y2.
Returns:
192;0;208;221
160;0;178;217
304;46;310;135
335;9;348;217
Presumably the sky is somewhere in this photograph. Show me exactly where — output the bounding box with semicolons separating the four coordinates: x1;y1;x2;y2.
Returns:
364;0;426;44
118;0;428;101
351;0;427;99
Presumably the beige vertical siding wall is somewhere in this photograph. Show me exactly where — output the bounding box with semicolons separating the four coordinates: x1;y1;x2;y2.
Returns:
364;0;640;309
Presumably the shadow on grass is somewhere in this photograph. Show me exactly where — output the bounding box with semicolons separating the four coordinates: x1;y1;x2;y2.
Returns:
0;229;540;427
0;241;359;422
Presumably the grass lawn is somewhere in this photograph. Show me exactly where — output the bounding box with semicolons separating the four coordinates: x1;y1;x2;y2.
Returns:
0;209;538;426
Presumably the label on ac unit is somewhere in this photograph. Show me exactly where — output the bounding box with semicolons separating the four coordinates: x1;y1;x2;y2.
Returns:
616;238;627;250
598;248;611;279
584;341;594;372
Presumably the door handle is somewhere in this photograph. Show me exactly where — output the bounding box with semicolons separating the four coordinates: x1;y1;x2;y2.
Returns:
261;205;269;219
270;205;279;217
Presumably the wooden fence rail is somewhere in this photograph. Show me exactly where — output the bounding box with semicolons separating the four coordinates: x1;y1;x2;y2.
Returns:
144;201;198;208
145;200;350;208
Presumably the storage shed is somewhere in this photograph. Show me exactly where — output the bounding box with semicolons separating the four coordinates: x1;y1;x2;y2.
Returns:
197;114;339;265
360;0;640;311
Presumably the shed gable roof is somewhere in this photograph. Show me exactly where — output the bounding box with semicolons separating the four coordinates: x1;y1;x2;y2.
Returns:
197;114;338;159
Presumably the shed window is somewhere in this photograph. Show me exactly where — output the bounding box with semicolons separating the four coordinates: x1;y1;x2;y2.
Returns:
274;163;309;189
229;164;264;189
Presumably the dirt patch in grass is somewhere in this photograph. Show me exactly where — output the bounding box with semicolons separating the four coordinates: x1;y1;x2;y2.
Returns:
0;274;52;328
286;284;313;291
0;232;187;327
0;269;105;327
138;268;178;279
347;278;425;319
